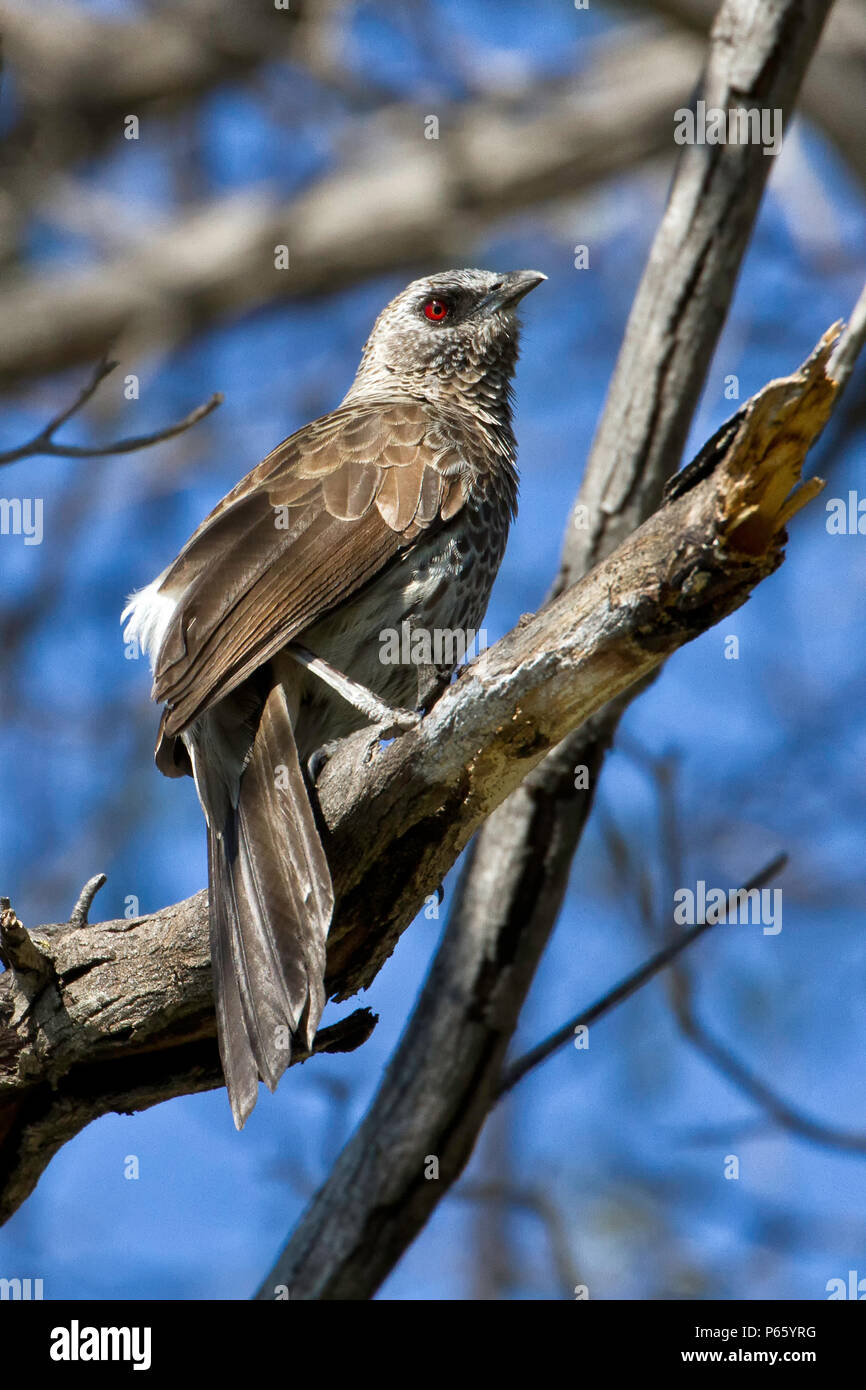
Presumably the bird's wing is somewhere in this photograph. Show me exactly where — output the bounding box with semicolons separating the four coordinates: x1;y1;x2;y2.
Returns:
152;398;474;736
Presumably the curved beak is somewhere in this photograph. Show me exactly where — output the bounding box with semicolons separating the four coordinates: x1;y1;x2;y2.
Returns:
482;270;547;313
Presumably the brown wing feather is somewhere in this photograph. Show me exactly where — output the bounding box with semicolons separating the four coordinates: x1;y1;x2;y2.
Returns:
321;461;382;520
153;398;469;736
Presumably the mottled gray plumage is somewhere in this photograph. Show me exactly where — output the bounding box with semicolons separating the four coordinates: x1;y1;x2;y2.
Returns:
123;267;544;1127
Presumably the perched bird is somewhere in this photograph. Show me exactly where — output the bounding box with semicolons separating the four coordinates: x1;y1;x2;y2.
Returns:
123;267;545;1127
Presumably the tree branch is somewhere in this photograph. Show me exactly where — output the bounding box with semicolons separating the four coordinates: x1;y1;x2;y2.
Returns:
496;853;789;1099
630;0;866;190
0;358;222;467
0;30;704;384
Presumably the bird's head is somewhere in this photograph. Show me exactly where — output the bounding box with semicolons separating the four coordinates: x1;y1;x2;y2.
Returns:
347;268;546;413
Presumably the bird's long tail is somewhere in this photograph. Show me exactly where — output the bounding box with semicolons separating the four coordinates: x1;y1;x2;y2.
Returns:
189;681;334;1128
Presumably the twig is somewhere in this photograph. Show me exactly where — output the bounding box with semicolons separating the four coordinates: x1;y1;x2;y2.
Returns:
0;898;52;983
679;1013;866;1156
0;357;222;467
828;279;866;394
496;854;788;1099
68;874;107;929
644;752;866;1158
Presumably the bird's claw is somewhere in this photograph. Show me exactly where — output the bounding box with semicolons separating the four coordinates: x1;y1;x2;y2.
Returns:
307;740;342;785
381;706;422;737
362;708;422;763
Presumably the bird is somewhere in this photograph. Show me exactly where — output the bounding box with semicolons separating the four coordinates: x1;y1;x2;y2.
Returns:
122;267;545;1128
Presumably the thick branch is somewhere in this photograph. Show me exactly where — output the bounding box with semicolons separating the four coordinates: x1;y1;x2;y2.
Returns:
633;0;866;190
0;322;841;1226
0;0;302;146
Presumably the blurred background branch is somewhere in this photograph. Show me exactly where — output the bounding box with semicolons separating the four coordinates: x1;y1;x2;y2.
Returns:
0;356;221;465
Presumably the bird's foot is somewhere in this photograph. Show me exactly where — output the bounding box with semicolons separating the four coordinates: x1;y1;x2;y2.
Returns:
362;707;422;763
416;660;451;713
309;707;421;778
307;740;342;785
377;706;422;738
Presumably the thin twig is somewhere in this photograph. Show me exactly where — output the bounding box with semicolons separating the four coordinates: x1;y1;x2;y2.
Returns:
679;1014;866;1155
68;873;107;929
0;357;222;467
647;757;866;1157
495;854;789;1099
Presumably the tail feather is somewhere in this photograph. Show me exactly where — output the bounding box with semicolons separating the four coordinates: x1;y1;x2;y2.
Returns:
237;691;331;1040
208;830;258;1128
193;679;334;1128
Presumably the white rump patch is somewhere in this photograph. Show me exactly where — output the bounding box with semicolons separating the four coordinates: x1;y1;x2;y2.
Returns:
121;575;178;669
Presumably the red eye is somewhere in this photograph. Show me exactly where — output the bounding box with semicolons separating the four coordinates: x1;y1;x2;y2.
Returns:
424;299;449;321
